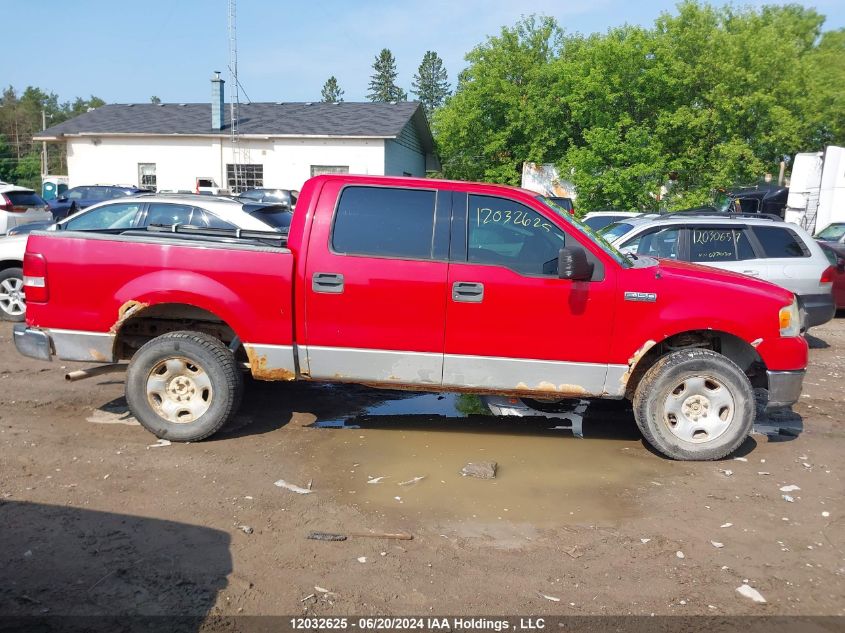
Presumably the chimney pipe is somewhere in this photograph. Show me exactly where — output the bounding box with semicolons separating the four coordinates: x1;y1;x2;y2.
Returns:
211;71;225;131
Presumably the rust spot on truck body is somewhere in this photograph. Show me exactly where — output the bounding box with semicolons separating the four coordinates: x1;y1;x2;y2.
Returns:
516;381;587;395
109;300;150;334
245;346;295;382
620;339;657;385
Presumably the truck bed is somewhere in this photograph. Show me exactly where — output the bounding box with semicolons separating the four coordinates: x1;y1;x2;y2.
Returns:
24;229;295;362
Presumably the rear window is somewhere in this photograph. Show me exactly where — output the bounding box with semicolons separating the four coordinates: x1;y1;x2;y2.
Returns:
6;191;46;207
689;228;755;262
249;205;293;231
332;186;436;259
750;226;808;258
197;179;214;187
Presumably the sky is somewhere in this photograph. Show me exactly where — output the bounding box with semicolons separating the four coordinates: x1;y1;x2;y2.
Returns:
4;0;844;105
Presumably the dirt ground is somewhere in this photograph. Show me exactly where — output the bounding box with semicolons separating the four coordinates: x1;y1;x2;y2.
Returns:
0;318;843;625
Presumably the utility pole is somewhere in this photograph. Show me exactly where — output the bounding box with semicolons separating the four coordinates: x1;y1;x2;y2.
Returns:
41;108;48;178
228;0;240;193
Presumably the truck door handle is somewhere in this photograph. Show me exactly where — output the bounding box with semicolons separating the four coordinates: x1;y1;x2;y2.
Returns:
742;270;760;276
452;281;484;303
312;272;344;294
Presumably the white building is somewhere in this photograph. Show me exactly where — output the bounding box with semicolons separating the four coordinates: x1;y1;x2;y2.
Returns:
35;74;439;193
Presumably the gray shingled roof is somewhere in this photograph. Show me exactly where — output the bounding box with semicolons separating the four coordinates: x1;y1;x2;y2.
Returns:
35;101;433;150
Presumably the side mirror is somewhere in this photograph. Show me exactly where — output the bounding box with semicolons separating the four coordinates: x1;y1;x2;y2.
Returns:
837;258;844;273
558;247;594;281
57;195;67;202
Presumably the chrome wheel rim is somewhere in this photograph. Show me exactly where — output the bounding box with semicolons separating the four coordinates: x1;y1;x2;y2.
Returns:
0;277;25;316
146;357;212;423
663;375;734;443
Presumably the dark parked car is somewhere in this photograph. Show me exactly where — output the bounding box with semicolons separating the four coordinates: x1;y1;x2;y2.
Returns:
237;188;298;208
47;185;149;221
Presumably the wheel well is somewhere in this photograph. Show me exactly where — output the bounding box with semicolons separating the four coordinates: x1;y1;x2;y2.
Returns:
0;260;22;272
113;303;240;361
624;330;766;399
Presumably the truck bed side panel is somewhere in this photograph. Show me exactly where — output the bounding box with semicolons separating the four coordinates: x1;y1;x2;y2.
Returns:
25;232;294;351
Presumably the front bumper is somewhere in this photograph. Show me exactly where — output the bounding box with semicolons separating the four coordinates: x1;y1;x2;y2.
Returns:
13;324;52;361
798;293;835;329
766;369;805;409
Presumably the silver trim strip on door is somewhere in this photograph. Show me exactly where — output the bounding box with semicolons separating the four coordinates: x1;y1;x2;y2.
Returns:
443;353;614;396
305;346;442;385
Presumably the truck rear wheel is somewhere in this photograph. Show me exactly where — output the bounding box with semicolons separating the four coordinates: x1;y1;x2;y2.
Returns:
632;349;754;460
125;331;243;442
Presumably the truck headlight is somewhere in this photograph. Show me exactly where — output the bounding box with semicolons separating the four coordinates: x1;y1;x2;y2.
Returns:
779;299;801;337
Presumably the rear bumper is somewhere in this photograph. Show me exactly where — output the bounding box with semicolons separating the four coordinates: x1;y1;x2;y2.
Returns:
13;324;52;361
13;324;115;363
798;292;835;329
766;369;805;409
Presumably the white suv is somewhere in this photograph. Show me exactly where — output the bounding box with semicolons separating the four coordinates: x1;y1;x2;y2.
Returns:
600;212;835;328
0;182;52;235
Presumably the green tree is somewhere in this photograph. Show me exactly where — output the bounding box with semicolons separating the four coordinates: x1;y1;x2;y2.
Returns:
368;49;407;102
433;16;562;184
434;4;845;211
150;95;161;104
411;51;450;115
320;76;344;103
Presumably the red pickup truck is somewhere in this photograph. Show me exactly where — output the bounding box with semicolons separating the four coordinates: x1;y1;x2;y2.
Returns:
14;175;807;460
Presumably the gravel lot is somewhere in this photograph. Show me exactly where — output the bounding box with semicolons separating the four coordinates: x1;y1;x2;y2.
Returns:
0;318;842;623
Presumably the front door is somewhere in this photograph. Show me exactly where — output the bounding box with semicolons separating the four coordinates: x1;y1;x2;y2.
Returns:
443;193;618;397
303;182;450;386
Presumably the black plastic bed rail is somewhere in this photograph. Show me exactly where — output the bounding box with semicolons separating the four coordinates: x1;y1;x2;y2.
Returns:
140;223;288;248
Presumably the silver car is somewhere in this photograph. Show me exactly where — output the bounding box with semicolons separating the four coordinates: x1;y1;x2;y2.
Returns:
600;213;835;328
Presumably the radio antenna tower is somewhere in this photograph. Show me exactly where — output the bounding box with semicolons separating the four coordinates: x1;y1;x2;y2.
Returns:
227;0;240;192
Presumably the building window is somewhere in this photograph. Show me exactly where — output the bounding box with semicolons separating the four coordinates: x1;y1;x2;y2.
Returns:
138;163;156;191
226;163;263;193
311;165;349;177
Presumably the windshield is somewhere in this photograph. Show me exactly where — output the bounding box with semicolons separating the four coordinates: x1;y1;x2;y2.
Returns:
598;221;635;242
816;223;845;241
537;196;632;267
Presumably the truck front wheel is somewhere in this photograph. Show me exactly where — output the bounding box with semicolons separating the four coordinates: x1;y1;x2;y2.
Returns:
633;349;754;460
126;331;243;442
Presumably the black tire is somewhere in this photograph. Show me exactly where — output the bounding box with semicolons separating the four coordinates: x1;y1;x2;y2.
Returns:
633;349;754;461
125;331;243;442
0;267;26;322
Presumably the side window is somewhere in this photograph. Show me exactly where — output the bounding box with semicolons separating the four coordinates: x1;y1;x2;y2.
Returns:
200;210;235;229
145;203;196;226
89;187;109;200
467;195;565;275
332;186;436;259
67;188;85;200
689;227;755;262
750;226;808;258
144;203;234;229
63;202;141;231
622;227;681;259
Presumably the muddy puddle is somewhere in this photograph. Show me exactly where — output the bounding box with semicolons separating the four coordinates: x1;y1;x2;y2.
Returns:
306;392;667;531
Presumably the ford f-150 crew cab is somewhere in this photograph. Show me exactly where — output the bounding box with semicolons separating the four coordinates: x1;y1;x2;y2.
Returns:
13;175;808;460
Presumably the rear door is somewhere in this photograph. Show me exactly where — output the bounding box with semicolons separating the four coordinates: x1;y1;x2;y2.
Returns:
686;225;763;278
442;193;617;396
303;182;450;386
